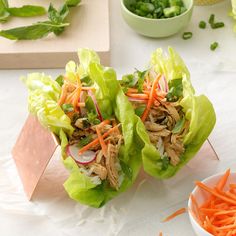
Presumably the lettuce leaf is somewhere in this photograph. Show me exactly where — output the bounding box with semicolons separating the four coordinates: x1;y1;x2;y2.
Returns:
21;73;74;136
62;50;143;207
137;47;216;178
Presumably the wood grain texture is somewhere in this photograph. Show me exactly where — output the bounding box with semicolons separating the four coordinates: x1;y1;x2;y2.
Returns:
0;0;110;68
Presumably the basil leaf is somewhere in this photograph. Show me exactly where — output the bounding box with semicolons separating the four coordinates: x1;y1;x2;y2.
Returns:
172;117;185;134
0;21;69;40
0;0;10;22
87;112;100;125
77;135;92;148
62;103;74;113
66;0;81;7
85;97;97;113
0;24;53;40
55;75;64;86
59;4;69;20
166;78;183;102
135;105;146;117
48;3;63;24
7;5;46;17
161;156;169;170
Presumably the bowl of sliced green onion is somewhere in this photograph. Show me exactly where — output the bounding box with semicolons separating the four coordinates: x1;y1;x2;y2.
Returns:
121;0;194;38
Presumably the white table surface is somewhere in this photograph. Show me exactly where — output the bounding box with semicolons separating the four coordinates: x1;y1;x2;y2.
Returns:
1;0;236;235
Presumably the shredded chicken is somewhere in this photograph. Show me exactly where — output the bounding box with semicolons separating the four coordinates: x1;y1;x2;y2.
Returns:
89;163;107;180
145;101;189;166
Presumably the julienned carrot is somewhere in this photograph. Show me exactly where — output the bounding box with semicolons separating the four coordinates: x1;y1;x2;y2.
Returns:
162;208;186;222
196;182;236;206
216;169;231;191
78;102;85;107
191;194;203;221
58;84;68;105
230;184;236;189
126;93;149;99
97;119;111;128
141;74;161;121
72;87;82;111
78;125;119;155
96;126;107;157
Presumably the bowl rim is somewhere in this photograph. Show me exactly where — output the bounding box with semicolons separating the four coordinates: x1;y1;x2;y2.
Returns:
187;171;236;236
121;0;194;22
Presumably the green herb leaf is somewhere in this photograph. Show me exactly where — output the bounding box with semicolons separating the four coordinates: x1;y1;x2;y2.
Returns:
66;0;81;7
208;14;215;25
210;42;219;51
0;0;10;22
161;156;170;170
62;103;74;113
199;21;206;29
135;105;146;117
0;23;53;40
136;69;146;92
7;5;46;17
166;78;183;102
182;32;192;40
87;112;100;125
55;75;64;86
172;117;185;134
85;97;97;113
77;135;92;148
120;160;133;180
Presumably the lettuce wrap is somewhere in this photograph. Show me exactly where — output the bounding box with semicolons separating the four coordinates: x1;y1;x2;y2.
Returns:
22;49;143;208
120;47;216;179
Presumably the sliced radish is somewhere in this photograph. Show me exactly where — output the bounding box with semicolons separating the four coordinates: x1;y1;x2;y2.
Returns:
66;144;96;164
158;75;169;93
88;90;103;121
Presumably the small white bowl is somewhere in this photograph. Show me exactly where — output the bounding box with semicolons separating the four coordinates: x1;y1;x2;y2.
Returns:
188;171;236;236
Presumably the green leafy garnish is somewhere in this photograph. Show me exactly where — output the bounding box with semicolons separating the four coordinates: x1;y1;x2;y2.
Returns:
161;156;170;170
208;14;215;25
0;0;10;22
172;117;185;134
6;5;46;17
210;42;219;51
65;0;81;7
199;21;206;29
62;103;74;113
135;105;146;117
85;96;97;113
0;1;80;40
55;75;64;86
136;69;147;92
166;78;183;102
182;32;192;40
77;135;92;148
87;112;100;125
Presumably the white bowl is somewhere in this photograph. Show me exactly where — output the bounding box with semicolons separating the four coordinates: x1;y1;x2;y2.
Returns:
188;171;236;236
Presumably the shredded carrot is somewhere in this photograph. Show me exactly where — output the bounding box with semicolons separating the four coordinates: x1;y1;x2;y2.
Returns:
58;84;68;105
162;208;186;222
216;169;231;191
196;181;236;206
97;119;111;128
96;126;107;157
188;169;236;236
78;125;119;155
77;102;85;107
126;93;149;99
141;74;161;121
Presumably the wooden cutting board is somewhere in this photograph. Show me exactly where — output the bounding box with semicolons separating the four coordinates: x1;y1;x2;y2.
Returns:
0;0;110;69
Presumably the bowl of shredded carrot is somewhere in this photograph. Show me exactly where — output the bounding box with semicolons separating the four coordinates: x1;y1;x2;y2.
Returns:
188;169;236;236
